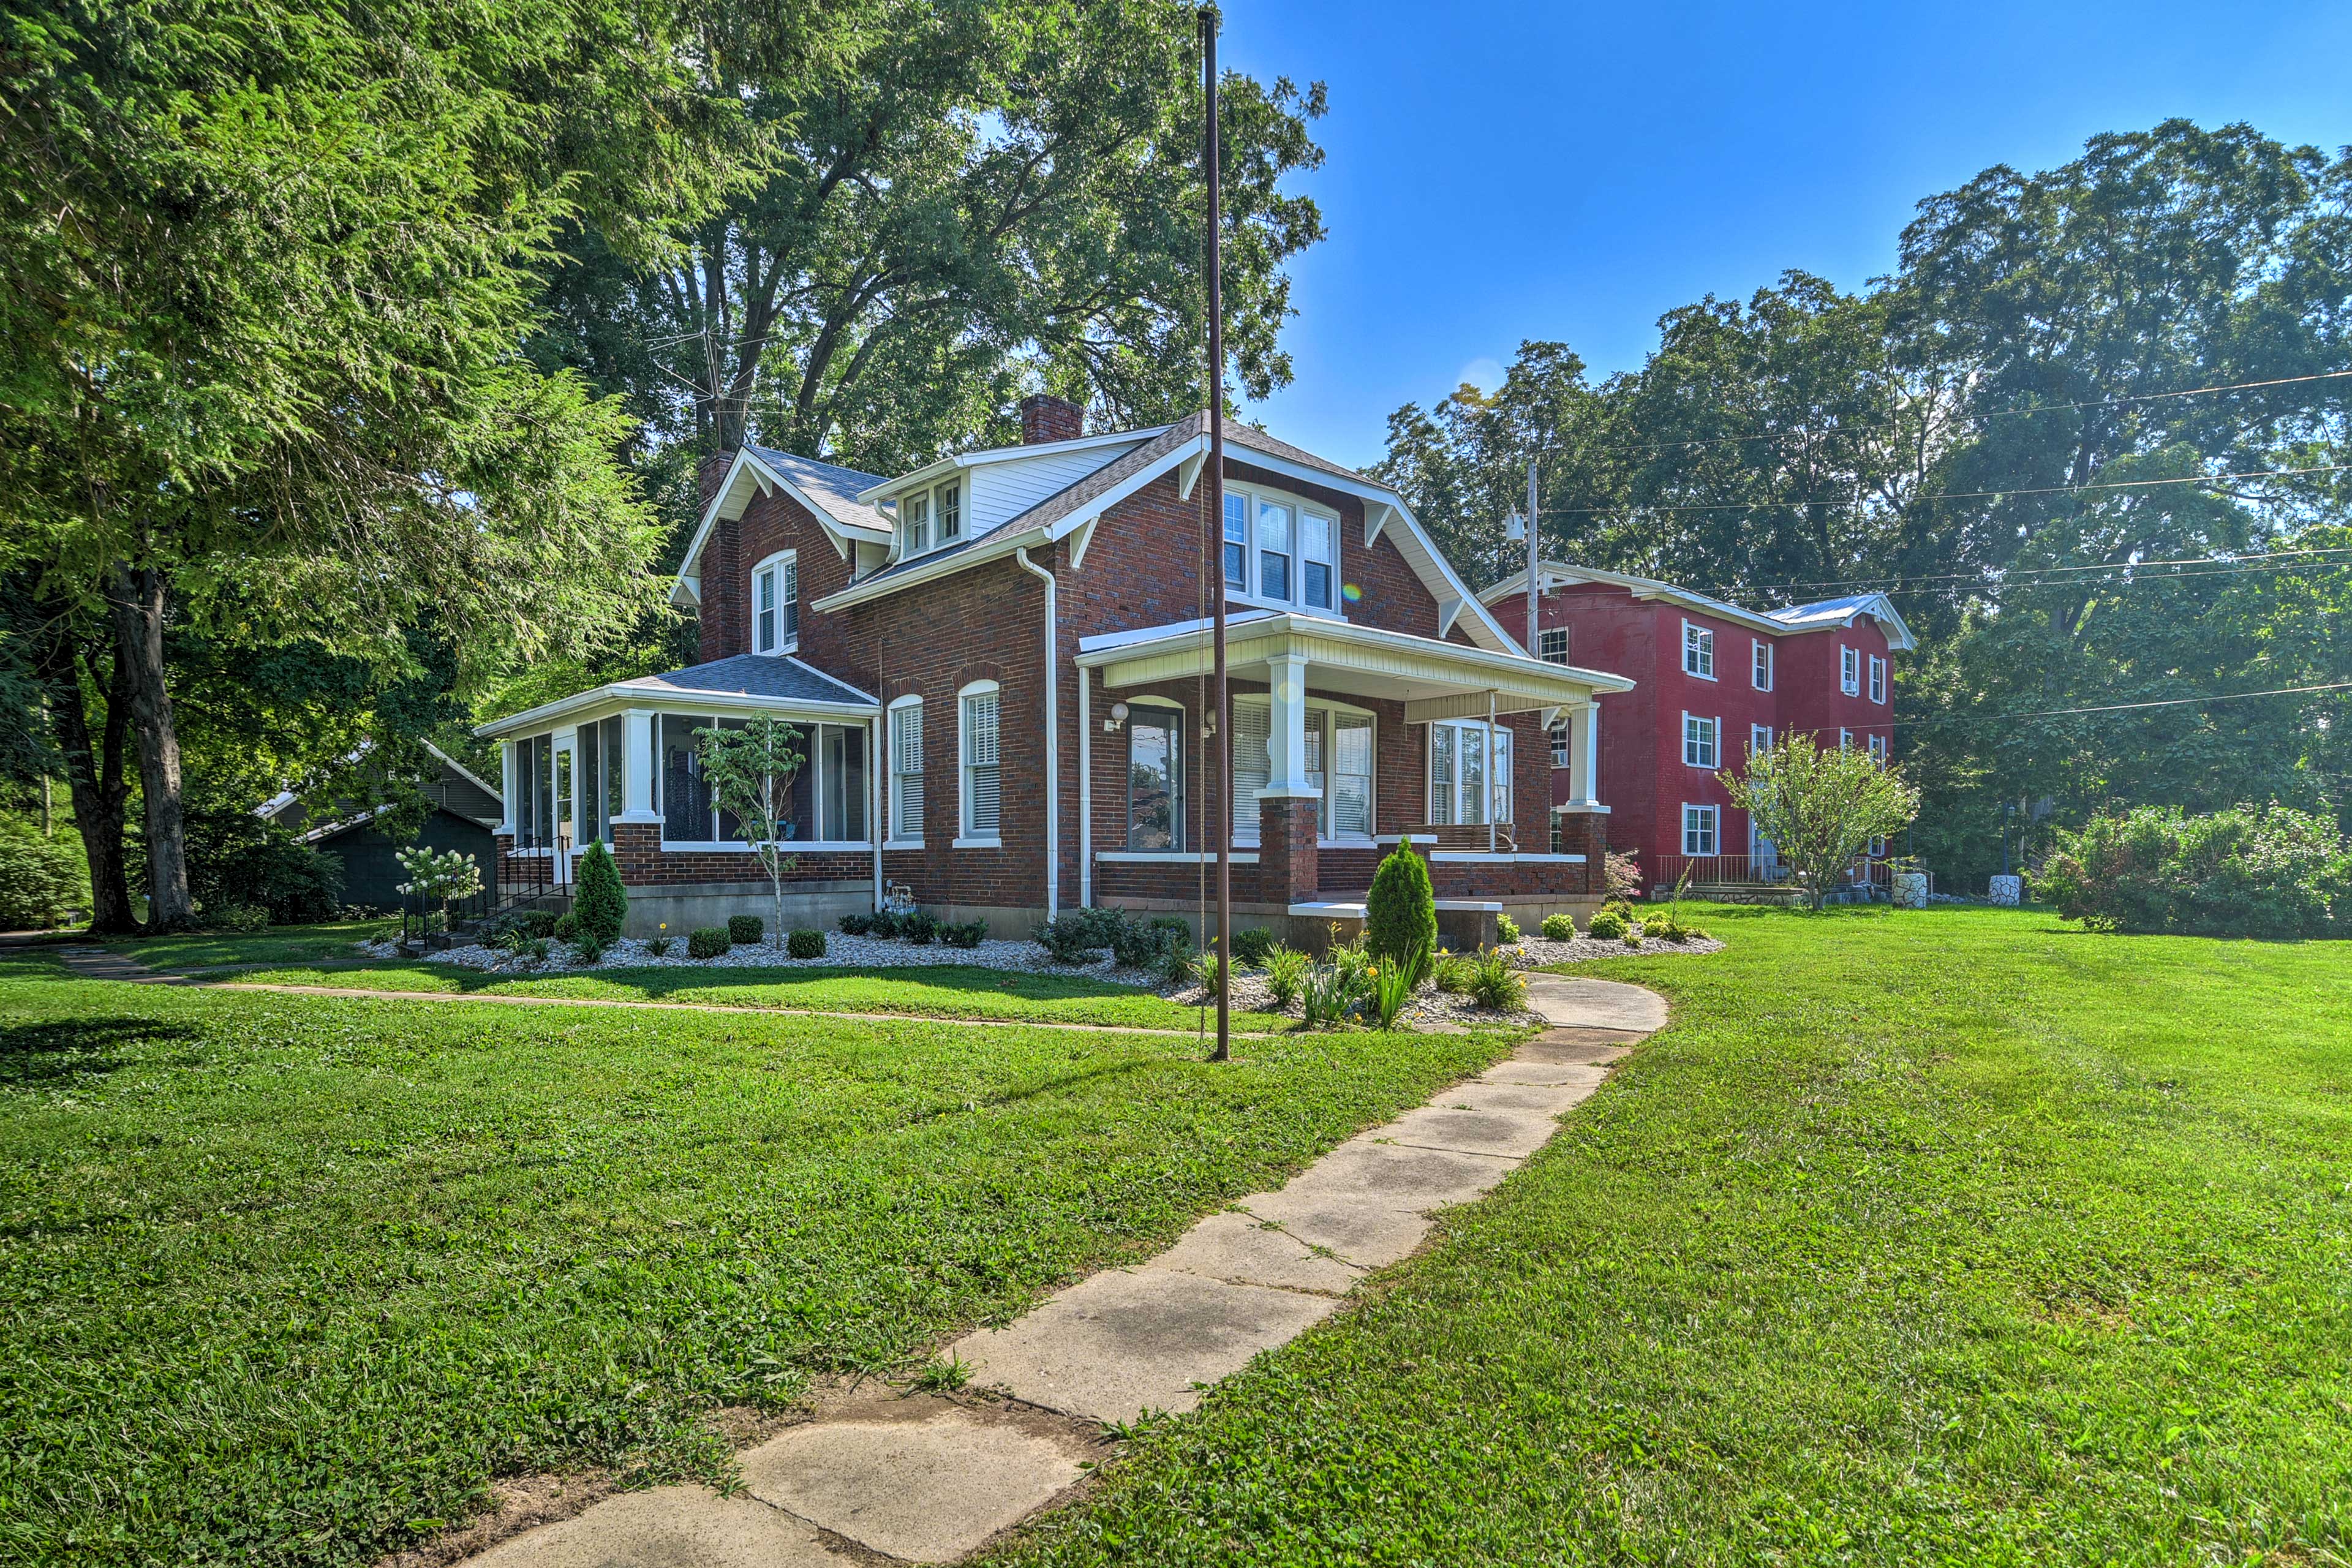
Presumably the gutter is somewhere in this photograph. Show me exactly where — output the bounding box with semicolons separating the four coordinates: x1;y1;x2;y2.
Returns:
1013;546;1059;921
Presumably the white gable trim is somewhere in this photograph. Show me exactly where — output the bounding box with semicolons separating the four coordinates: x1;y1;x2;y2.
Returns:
672;449;891;608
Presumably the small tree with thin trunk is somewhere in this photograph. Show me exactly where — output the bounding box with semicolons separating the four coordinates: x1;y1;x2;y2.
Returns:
1721;733;1921;911
695;718;805;949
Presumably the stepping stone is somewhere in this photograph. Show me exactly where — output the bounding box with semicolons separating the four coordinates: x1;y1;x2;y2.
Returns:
1274;1134;1519;1213
1379;1102;1566;1160
949;1265;1338;1424
1234;1189;1434;1270
466;1485;832;1567
1152;1209;1363;1295
1521;976;1668;1033
739;1398;1088;1562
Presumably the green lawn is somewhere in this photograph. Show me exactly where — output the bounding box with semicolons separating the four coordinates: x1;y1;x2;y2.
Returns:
0;949;1520;1567
99;918;398;968
208;959;1296;1033
992;905;2352;1567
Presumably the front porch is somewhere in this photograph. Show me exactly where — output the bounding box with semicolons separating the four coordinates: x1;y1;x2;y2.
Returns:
1073;612;1630;948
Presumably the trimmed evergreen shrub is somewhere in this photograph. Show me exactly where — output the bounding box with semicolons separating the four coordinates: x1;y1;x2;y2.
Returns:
571;842;627;945
1033;913;1103;964
727;913;764;944
1365;847;1438;978
941;918;987;949
552;911;579;943
1540;912;1576;940
1230;925;1277;965
867;910;901;939
786;928;826;959
900;910;938;944
688;925;731;959
1112;914;1188;970
1586;908;1629;940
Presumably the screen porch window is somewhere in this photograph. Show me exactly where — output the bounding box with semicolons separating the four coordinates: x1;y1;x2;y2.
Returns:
1752;639;1773;690
889;701;924;842
1683;712;1719;768
1683;804;1719;856
1538;627;1569;665
574;717;625;843
1126;707;1183;850
657;714;754;842
1428;720;1509;826
960;687;1000;838
1683;621;1715;677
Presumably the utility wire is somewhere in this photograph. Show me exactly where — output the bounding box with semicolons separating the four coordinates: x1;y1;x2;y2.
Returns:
1890;680;2352;730
1700;543;2352;598
1536;461;2352;519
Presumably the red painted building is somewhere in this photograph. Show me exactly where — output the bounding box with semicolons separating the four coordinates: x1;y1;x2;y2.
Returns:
1481;564;1913;891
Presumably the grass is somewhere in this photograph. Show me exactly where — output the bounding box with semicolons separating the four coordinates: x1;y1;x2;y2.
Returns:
97;918;398;968
990;904;2352;1567
0;948;1523;1567
204;959;1297;1033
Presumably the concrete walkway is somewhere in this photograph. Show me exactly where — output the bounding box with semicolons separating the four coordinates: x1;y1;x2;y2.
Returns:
451;971;1666;1567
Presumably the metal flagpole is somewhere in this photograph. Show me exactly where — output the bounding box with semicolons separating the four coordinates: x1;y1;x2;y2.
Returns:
1201;4;1231;1062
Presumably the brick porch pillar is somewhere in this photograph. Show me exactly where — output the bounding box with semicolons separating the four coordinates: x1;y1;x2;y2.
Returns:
609;820;662;886
1257;794;1319;908
1558;808;1608;894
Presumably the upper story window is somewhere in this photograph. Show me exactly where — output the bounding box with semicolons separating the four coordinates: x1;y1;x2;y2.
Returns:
1550;718;1569;767
1752;638;1773;690
899;480;963;561
1683;620;1715;679
959;680;1001;843
1223;484;1339;614
751;552;798;655
1683;712;1719;769
1841;646;1861;695
1537;627;1569;665
1869;654;1887;704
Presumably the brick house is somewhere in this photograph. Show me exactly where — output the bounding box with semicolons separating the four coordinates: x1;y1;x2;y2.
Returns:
478;400;1632;943
1479;562;1913;894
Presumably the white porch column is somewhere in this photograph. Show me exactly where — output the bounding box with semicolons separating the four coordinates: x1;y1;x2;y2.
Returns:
1264;652;1313;794
1077;663;1093;907
1572;700;1600;806
497;740;519;834
617;707;660;823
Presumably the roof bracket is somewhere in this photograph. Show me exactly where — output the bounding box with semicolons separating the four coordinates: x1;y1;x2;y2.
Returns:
1365;500;1393;548
1068;515;1099;570
1175;444;1208;501
1436;594;1465;638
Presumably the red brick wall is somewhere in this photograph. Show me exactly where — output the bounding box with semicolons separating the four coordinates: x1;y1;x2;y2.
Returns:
696;485;864;669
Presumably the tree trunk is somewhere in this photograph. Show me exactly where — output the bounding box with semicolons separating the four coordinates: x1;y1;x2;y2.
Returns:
36;625;137;933
106;562;194;930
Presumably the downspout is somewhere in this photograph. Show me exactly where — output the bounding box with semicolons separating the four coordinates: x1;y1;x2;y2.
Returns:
1014;546;1059;921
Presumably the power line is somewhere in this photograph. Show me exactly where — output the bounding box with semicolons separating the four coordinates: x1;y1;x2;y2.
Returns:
1536;461;2352;519
1891;680;2352;730
1667;543;2352;601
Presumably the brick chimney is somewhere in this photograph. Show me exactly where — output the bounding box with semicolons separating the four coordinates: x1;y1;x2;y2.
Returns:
1019;394;1084;445
696;448;737;512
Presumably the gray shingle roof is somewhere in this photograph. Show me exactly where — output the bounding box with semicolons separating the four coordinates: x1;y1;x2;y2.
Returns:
746;447;893;535
614;654;876;707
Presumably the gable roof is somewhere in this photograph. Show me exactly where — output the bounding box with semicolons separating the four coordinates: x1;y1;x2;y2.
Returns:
812;412;1526;654
672;447;893;608
1482;561;1916;651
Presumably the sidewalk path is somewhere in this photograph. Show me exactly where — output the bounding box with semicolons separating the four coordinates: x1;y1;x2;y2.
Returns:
450;971;1666;1567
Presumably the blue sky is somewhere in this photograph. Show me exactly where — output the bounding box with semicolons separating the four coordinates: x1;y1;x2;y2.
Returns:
1221;0;2352;469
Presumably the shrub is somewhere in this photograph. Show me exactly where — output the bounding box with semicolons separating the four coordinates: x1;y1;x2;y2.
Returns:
1622;927;1644;947
839;911;873;935
1112;914;1187;970
1033;912;1107;964
785;928;826;959
1646;911;1691;943
1370;946;1421;1029
1066;905;1125;949
552;911;579;943
941;918;987;949
574;935;606;965
0;819;89;928
571;842;627;945
1494;913;1521;944
1586;909;1629;940
646;935;673;957
518;909;559;940
900;910;938;944
1262;944;1312;1011
687;925;731;959
1432;953;1474;993
1466;948;1526;1011
205;902;269;933
524;936;550;963
867;910;901;939
1229;925;1277;965
1604;848;1644;900
184;810;344;924
728;913;764;944
2035;804;2350;938
1159;942;1205;990
1540;912;1576;941
1365;847;1438;979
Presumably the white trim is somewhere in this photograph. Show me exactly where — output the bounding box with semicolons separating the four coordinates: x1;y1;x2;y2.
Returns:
1095;850;1260;864
1752;637;1774;692
856;425;1174;503
1219;479;1344;619
1681;619;1717;680
749;549;799;657
1681;802;1721;856
957;679;1002;842
1077;663;1091;906
1428;851;1587;864
952;836;1003;851
1869;653;1888;704
475;677;876;741
1681;710;1721;769
1012;546;1058;919
657;839;876;854
883;839;925;851
1841;645;1861;695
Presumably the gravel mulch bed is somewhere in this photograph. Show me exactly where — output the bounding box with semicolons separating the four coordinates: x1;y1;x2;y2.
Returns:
371;932;1169;987
1502;932;1727;966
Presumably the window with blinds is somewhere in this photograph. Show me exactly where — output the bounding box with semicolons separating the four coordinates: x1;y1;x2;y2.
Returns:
1329;710;1373;838
890;702;924;841
961;688;1000;837
1229;699;1270;842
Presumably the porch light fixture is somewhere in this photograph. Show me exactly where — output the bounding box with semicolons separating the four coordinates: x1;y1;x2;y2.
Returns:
1105;701;1129;733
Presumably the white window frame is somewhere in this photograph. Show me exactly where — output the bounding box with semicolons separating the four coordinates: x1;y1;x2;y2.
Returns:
750;550;797;657
1752;638;1773;691
1683;620;1716;680
1750;723;1772;758
654;710;871;851
1867;733;1888;763
956;679;1001;847
1869;654;1888;704
1219;481;1343;617
1537;626;1570;665
1681;803;1720;857
1427;717;1511;826
1682;711;1719;769
897;480;963;563
1839;727;1853;751
1841;646;1861;695
886;695;924;847
1227;694;1379;845
1550;717;1570;767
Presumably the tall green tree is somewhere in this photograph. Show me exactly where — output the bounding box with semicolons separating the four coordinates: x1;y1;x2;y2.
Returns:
0;0;862;927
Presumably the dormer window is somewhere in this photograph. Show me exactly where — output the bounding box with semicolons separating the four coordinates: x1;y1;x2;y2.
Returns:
899;480;963;562
752;552;797;655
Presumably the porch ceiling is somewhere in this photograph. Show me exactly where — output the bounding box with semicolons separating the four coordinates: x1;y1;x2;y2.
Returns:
1074;612;1633;720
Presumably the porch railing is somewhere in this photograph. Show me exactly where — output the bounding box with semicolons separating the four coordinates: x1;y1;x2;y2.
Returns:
1655;854;1894;892
398;849;570;944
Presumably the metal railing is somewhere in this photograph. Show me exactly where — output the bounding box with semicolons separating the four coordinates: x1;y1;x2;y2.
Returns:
399;850;570;945
1656;853;1894;893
